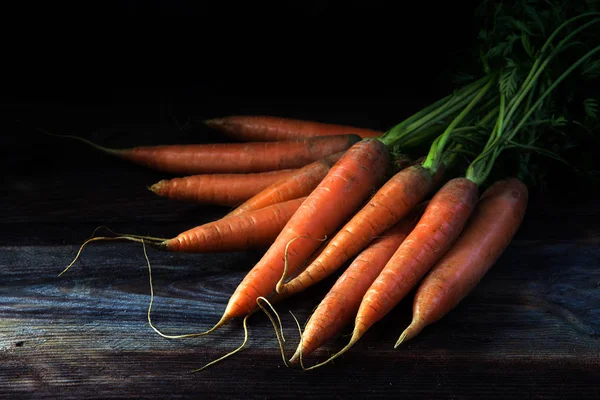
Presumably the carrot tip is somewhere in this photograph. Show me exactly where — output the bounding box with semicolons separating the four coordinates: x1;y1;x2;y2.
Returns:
394;322;421;348
148;182;164;194
203;118;224;127
288;346;301;365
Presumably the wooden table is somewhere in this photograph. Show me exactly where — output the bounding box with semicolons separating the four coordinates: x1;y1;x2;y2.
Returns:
2;103;600;399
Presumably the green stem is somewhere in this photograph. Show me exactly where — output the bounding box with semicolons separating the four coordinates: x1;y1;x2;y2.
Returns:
505;44;600;145
421;77;495;172
466;43;600;186
504;17;600;131
380;75;492;147
473;17;600;166
506;12;600;114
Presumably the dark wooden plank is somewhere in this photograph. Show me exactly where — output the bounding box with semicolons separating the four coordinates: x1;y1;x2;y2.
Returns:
3;75;600;399
1;236;600;399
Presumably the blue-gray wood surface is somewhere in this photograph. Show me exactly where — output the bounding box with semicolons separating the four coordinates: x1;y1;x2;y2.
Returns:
2;106;599;399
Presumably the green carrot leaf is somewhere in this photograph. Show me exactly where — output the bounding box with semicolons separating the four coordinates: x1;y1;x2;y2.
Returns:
583;98;599;120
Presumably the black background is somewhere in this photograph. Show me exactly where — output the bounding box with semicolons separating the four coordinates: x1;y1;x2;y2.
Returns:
6;1;482;135
3;1;598;214
2;4;600;398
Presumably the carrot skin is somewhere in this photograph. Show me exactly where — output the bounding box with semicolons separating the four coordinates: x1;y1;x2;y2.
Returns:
291;206;423;362
115;135;360;174
354;177;479;338
204;115;383;141
161;197;306;253
279;163;445;296
222;138;391;319
226;151;345;217
149;169;298;206
399;178;528;344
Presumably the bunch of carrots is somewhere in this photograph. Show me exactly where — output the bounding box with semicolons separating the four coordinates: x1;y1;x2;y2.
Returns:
57;0;598;371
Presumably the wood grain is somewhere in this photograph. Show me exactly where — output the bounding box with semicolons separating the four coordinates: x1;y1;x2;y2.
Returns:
2;119;599;399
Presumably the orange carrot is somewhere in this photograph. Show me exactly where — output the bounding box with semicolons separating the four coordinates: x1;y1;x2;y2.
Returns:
303;177;479;369
120;135;362;174
227;151;345;217
204;138;391;334
396;178;528;346
148;169;299;206
60;197;308;277
204;115;383;141
290;205;424;363
160;197;307;252
276;162;445;297
44;131;360;175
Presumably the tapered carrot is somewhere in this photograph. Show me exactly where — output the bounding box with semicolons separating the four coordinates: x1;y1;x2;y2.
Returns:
227;151;345;217
201;138;390;335
204;115;383;141
303;177;479;370
160;197;307;252
397;178;528;346
60;197;307;276
42;130;360;175
290;205;424;364
275;162;445;296
148;169;299;206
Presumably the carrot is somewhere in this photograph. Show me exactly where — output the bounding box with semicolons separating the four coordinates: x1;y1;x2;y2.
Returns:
160;197;307;252
226;151;345;217
290;205;424;364
59;197;307;276
275;162;445;297
202;138;391;334
148;169;299;206
204;115;383;141
397;177;528;346
42;130;360;175
303;177;479;369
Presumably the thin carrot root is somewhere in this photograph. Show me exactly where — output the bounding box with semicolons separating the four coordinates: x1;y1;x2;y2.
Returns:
255;297;290;368
37;128;122;156
190;314;251;373
301;333;361;371
59;236;148;277
290;310;305;370
89;225;168;242
275;234;327;294
58;226;169;277
142;239;228;339
140;239;247;371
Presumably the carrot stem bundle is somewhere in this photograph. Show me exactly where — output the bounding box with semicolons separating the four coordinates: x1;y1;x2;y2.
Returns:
204;115;383;141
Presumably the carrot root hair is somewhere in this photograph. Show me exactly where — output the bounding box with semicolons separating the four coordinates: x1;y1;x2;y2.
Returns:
143;239;228;339
255;297;291;368
190;313;251;373
290;310;305;369
301;332;361;371
58;226;168;277
89;225;168;242
275;234;327;294
37;128;122;156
